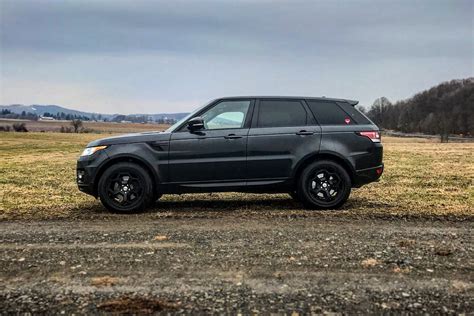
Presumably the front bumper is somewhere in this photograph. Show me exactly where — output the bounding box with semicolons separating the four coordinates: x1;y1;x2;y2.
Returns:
353;164;384;187
76;151;109;197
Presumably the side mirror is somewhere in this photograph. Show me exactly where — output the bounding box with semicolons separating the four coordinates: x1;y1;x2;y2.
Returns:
187;116;204;131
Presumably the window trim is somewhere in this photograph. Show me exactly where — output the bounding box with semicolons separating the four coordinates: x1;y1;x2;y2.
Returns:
252;98;310;129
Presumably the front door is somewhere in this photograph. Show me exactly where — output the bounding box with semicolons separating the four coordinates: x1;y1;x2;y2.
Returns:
168;99;254;184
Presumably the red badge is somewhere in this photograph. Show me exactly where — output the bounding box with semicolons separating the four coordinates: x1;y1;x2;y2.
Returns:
344;118;351;124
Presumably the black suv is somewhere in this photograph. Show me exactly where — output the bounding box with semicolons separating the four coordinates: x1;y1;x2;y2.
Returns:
77;97;383;212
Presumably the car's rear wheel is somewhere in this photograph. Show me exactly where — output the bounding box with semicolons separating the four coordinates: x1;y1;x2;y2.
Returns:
298;160;351;209
98;162;153;213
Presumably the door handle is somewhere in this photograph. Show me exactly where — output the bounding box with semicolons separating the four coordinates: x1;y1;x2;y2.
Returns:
296;130;314;136
224;134;243;139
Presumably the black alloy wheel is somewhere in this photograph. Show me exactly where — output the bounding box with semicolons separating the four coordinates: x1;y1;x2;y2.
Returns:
106;173;143;206
98;162;153;213
298;160;351;209
308;168;343;203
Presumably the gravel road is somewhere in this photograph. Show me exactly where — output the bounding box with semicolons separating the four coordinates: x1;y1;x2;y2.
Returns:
1;212;472;314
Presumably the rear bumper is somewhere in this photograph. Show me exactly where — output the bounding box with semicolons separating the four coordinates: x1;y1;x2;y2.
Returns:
353;164;384;187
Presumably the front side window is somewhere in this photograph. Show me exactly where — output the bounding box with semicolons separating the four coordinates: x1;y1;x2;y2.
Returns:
257;100;307;128
201;100;251;130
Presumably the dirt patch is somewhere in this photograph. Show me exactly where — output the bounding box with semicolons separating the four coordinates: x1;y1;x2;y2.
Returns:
97;296;178;313
153;235;168;241
435;247;454;256
361;258;380;268
398;239;416;247
91;276;119;287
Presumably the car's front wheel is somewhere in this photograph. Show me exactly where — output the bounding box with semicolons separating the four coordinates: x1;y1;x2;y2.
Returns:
98;162;153;213
297;160;351;209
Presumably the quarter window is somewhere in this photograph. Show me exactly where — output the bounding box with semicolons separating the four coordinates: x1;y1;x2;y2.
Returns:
201;100;251;130
337;102;372;124
306;100;352;125
257;100;307;128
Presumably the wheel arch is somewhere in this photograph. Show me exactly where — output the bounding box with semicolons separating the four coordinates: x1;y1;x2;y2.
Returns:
292;152;356;188
93;154;159;197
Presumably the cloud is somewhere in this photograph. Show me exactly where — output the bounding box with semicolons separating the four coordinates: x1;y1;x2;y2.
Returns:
1;0;472;112
2;0;471;58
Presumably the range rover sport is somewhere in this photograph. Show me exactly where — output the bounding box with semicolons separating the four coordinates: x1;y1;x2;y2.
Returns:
77;96;383;213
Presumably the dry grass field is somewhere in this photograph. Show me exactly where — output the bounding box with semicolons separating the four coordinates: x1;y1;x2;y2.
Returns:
0;131;473;220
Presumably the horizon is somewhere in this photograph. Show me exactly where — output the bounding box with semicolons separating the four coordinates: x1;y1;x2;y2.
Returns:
1;103;190;116
1;0;473;114
2;77;472;115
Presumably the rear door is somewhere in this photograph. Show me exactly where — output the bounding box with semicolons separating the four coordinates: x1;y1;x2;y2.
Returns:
246;99;321;182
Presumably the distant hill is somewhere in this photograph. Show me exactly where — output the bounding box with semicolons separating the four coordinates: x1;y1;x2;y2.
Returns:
0;104;188;122
367;78;474;139
2;104;100;118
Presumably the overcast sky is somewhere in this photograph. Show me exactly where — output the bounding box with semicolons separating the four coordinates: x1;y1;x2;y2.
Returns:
1;0;473;114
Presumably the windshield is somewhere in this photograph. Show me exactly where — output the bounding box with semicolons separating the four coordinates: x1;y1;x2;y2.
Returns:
165;100;213;132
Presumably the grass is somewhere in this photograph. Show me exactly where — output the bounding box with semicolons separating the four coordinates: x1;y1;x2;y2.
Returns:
0;132;473;220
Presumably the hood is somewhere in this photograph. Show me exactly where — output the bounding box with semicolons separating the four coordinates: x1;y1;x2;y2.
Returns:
87;131;171;147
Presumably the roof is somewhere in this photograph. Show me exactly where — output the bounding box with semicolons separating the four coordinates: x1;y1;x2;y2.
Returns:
219;96;359;106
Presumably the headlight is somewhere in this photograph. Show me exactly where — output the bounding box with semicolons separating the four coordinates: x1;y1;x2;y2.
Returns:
80;145;107;157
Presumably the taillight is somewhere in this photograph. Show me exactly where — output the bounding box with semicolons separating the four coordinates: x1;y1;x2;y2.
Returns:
357;131;381;143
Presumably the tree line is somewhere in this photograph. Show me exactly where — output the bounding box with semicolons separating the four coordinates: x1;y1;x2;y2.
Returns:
0;109;178;124
111;114;177;124
365;78;473;140
1;109;39;120
0;109;91;121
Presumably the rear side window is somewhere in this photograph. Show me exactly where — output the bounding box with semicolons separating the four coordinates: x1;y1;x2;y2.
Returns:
257;100;307;127
337;102;371;124
306;100;353;125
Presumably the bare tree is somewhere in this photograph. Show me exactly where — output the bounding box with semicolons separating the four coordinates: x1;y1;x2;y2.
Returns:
368;97;392;127
71;119;83;133
366;78;474;138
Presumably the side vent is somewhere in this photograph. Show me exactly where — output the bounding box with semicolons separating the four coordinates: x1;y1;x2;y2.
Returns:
147;141;169;151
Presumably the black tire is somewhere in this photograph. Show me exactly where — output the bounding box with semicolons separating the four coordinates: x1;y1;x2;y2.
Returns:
98;162;154;213
297;160;351;209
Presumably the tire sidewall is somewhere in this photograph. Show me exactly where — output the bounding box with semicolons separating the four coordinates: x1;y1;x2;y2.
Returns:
98;162;153;213
298;160;351;209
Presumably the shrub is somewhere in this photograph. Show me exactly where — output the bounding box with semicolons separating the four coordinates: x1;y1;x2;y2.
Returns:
60;126;73;133
80;127;95;133
0;125;11;132
12;123;28;132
